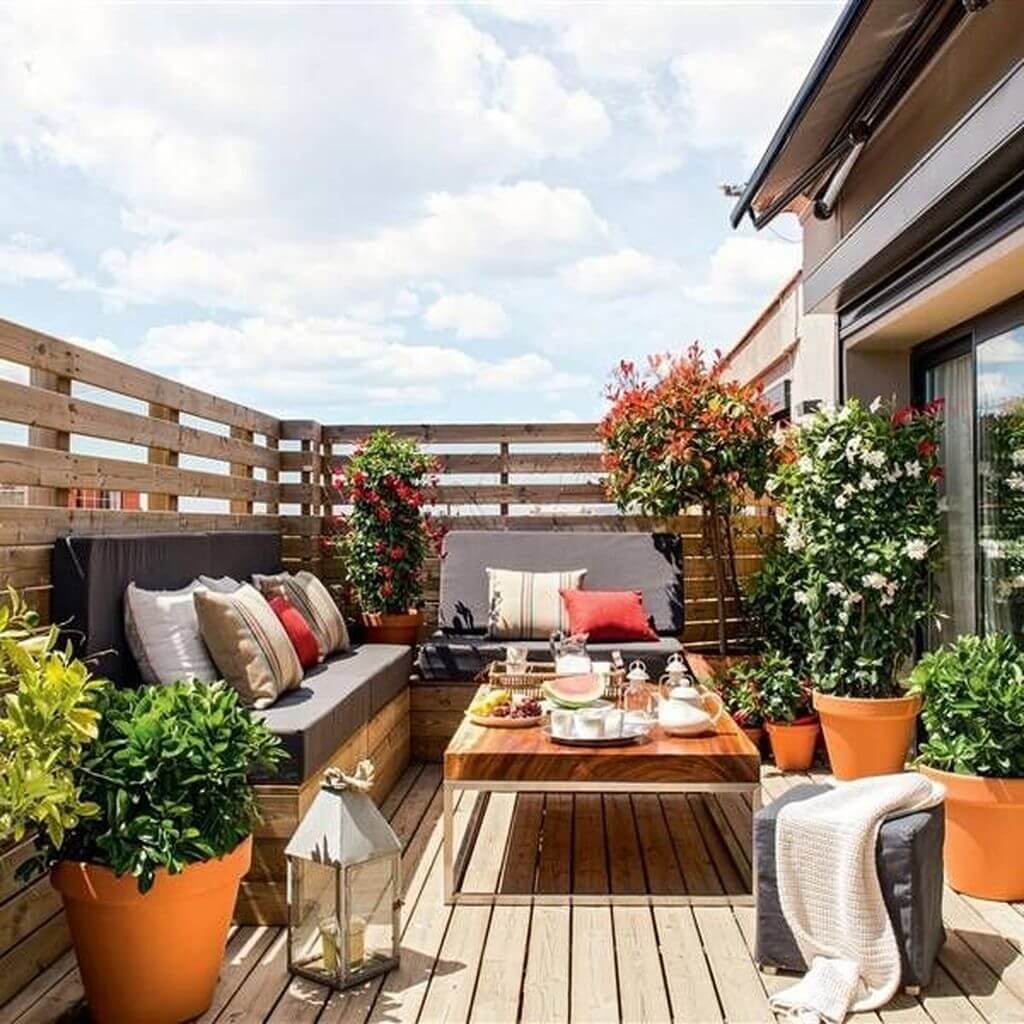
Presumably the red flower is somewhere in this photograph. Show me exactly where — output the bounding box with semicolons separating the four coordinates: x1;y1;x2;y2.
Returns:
375;506;392;523
391;545;406;560
929;465;944;481
380;581;394;597
891;405;915;428
917;440;937;459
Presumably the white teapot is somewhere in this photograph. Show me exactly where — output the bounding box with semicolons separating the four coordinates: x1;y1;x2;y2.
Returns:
656;673;724;736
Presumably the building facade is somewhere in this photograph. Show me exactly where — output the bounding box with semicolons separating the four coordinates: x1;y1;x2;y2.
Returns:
732;0;1024;643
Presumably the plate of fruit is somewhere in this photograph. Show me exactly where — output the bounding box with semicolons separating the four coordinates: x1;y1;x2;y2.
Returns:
467;689;543;728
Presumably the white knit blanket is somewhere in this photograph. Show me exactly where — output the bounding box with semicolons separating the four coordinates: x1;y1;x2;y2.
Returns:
770;773;945;1024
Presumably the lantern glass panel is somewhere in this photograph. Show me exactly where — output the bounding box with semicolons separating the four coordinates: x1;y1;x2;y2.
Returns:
289;859;342;979
346;856;398;975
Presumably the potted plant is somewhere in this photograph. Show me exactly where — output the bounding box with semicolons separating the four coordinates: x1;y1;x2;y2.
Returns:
600;344;777;653
910;633;1024;900
714;661;764;751
331;430;440;645
771;398;944;778
49;681;283;1024
756;648;818;771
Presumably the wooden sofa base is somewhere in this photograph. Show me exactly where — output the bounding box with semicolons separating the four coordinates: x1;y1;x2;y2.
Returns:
410;681;475;762
236;686;411;925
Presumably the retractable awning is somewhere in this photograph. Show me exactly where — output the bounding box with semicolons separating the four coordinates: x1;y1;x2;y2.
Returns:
730;0;962;229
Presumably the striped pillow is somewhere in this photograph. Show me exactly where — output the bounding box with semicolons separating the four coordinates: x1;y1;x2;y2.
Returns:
486;567;586;640
253;571;350;657
194;584;303;708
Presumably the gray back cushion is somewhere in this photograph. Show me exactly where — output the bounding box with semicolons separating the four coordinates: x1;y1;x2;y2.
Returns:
438;531;683;636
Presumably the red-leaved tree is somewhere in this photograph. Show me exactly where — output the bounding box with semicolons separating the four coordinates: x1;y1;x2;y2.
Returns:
600;343;777;652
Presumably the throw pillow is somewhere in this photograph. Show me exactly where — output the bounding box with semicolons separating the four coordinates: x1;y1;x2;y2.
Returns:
124;581;218;685
560;589;659;642
193;583;303;708
267;593;321;669
198;574;242;593
486;567;586;640
253;570;350;657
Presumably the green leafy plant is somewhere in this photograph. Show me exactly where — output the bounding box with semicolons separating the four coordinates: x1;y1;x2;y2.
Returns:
743;542;811;674
600;344;777;652
58;681;284;892
755;648;813;724
769;398;944;698
715;662;763;729
330;431;441;615
0;589;104;847
910;634;1024;778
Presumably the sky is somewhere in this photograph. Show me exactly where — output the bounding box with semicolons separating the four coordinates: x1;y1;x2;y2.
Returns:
0;1;842;426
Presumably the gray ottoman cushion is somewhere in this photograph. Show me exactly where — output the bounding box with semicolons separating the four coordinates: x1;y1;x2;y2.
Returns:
754;783;945;988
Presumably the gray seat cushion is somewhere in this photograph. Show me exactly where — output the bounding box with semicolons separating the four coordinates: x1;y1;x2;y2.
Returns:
754;783;945;988
438;530;683;635
254;644;412;784
416;631;685;682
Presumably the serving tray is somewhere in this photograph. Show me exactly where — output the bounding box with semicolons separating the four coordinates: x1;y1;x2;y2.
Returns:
542;723;648;747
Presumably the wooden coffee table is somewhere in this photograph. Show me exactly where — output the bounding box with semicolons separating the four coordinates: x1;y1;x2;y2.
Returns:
443;687;761;906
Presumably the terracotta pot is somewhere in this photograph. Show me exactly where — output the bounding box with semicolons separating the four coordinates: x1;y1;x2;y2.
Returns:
362;608;421;645
920;765;1024;901
742;725;764;754
766;720;819;772
51;837;251;1024
812;691;921;780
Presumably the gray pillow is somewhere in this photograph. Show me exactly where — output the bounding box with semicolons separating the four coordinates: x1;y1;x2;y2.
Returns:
198;574;242;594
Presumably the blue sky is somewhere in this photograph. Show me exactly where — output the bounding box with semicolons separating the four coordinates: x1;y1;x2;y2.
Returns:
0;2;841;425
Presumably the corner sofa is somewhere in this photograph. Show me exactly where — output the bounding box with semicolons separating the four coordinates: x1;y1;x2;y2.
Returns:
412;530;687;758
51;531;413;924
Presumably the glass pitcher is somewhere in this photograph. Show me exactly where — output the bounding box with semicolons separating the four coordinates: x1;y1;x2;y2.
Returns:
549;631;591;675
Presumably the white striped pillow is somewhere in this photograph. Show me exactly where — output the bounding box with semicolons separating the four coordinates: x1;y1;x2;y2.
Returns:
486;567;586;640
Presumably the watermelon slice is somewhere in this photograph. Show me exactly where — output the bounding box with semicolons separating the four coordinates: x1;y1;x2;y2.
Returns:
543;674;605;709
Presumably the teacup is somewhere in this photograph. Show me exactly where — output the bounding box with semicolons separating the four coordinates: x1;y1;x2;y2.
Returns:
550;708;575;738
576;709;605;740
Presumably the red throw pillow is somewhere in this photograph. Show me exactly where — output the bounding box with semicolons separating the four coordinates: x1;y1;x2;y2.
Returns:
559;589;659;642
268;594;321;670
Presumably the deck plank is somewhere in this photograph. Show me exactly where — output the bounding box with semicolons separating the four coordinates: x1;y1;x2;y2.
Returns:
604;795;645;895
653;907;723;1023
632;794;684;895
499;795;542;895
520;907;570;1024
468;905;530;1024
571;907;619;1024
417;905;490;1024
693;907;771;1024
613;907;672;1024
572;793;609;894
0;950;76;1024
535;795;573;895
660;794;721;896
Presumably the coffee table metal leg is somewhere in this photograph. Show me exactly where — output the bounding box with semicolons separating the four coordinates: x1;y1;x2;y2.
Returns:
443;781;455;904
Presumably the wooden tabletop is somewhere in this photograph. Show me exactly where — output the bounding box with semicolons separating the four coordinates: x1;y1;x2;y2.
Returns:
444;690;760;785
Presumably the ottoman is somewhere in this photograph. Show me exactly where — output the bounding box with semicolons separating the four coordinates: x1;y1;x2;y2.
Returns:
754;783;945;990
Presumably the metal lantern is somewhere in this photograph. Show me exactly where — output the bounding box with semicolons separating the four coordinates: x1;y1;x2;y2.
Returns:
285;761;401;990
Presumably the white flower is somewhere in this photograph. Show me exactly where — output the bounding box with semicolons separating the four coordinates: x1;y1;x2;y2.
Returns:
793;590;809;605
870;396;883;413
862;572;888;590
775;507;789;525
835;494;849;509
766;477;779;495
837;404;853;421
1008;473;1024;493
859;473;879;492
905;539;929;561
1013;449;1024;467
844;435;862;461
816;438;836;458
880;593;894;607
798;455;814;474
886;465;904;483
862;448;886;469
784;521;805;553
826;581;846;597
904;461;923;479
847;592;863;605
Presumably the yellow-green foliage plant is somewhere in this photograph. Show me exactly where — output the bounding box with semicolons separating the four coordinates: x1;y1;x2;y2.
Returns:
0;588;105;846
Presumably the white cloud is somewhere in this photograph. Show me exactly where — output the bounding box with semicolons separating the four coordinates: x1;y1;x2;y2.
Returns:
561;247;676;298
424;293;509;340
0;234;80;287
980;331;1024;364
131;317;589;410
687;236;800;306
98;181;609;314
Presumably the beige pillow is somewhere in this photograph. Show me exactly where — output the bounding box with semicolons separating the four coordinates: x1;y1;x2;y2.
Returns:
486;567;586;640
193;583;303;708
253;571;349;657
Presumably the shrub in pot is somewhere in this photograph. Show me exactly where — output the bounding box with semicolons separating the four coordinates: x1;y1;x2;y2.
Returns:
771;398;944;778
714;660;764;751
755;648;818;771
331;430;441;645
49;681;283;1024
910;633;1024;900
600;344;777;654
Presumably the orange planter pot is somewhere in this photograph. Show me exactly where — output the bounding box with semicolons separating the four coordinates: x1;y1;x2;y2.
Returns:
51;837;251;1024
813;691;921;780
766;720;819;772
362;608;422;645
920;765;1024;901
742;726;764;755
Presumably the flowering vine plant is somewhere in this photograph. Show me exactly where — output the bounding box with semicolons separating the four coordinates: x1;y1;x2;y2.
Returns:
982;402;1024;632
769;397;944;698
330;431;441;616
600;343;777;652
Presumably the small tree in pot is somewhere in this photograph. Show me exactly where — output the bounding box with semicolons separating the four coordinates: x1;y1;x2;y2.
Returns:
771;398;944;778
910;633;1024;900
600;343;777;653
331;431;441;645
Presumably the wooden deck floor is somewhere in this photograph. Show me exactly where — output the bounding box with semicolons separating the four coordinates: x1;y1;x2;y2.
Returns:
4;764;1024;1023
